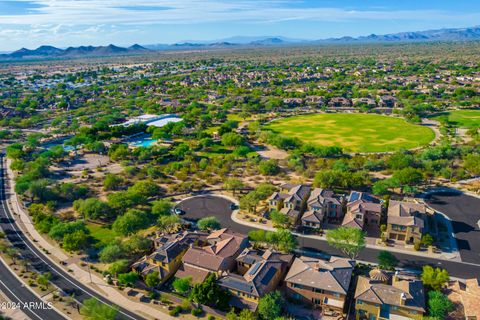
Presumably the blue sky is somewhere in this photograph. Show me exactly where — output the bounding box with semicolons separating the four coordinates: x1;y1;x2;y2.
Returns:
0;0;479;51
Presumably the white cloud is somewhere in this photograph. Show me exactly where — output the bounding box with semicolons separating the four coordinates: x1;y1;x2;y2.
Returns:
2;0;479;25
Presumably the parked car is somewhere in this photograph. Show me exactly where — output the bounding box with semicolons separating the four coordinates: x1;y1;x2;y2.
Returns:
173;207;185;215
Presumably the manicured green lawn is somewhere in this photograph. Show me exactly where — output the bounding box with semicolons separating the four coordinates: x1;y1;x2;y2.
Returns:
432;109;480;128
265;113;435;153
86;223;118;247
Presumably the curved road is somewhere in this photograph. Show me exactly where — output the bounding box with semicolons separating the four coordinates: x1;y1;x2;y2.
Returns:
0;155;146;320
426;191;480;264
179;195;480;279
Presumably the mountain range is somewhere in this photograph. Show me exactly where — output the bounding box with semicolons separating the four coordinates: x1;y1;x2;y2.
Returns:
2;26;480;60
0;44;150;60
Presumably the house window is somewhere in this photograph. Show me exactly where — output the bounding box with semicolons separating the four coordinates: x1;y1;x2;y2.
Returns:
357;300;363;305
369;314;377;320
392;224;407;231
313;288;323;293
333;293;340;298
312;298;321;305
410;311;417;315
292;283;304;289
380;305;390;319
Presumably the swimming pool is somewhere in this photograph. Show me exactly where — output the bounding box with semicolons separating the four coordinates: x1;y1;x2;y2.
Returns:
130;137;157;148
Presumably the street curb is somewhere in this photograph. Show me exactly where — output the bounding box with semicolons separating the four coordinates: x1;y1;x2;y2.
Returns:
0;250;71;320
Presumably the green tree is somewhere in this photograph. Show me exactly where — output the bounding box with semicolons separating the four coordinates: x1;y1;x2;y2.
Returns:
248;229;266;243
269;210;289;227
62;230;89;252
112;209;151;236
326;227;366;260
151;199;173;217
80;298;118;320
221;132;244;147
129;180;160;198
99;243;123;263
377;251;398;270
258;291;284;319
190;273;230;311
145;271;160;289
259;160;280;176
103;173;124;191
73;198;112;221
197;216;221;231
117;271;139;287
37;272;52;289
173;277;192;295
421;234;434;246
266;229;297;253
427;290;454;319
157;215;180;233
108;259;130;277
223;178;244;196
421;266;449;290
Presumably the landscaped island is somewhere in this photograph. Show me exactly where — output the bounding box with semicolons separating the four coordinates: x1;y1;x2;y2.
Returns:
265;113;436;153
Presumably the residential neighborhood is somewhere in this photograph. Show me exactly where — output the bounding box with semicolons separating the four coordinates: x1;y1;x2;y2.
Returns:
0;5;479;319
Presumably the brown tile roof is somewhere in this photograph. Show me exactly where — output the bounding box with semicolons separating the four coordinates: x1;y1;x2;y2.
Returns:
355;275;425;312
307;188;340;208
341;212;364;229
285;256;354;294
387;200;427;228
175;263;210;283
178;228;248;280
446;278;480;319
219;249;293;298
301;209;324;224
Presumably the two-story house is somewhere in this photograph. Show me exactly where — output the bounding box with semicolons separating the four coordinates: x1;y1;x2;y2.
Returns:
386;200;431;244
218;248;294;310
175;228;249;283
446;278;480;320
131;231;207;285
342;191;382;230
355;272;425;320
285;256;354;314
301;188;342;228
268;184;311;223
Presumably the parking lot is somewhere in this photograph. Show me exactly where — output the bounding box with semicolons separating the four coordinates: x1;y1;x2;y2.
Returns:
426;191;480;264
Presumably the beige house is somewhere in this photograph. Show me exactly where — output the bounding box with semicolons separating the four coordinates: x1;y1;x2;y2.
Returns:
268;184;311;223
301;188;342;228
218;249;293;310
355;272;425;320
285;256;354;313
446;278;480;320
342;191;382;230
386;200;431;244
131;231;207;284
175;228;248;283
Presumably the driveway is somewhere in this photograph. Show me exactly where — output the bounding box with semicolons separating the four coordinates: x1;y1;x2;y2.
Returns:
426;191;480;264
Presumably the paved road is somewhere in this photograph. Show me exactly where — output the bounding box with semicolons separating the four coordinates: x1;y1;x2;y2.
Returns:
426;191;480;264
0;155;145;320
178;195;480;279
0;256;66;320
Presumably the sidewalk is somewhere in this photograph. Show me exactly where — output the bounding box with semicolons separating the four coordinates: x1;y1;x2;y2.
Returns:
231;209;462;262
5;158;177;320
